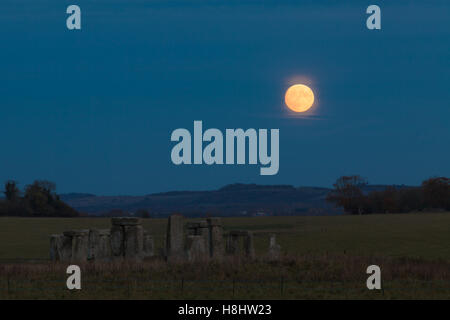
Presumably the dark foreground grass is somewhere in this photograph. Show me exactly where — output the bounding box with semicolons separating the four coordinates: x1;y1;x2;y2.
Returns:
1;254;449;299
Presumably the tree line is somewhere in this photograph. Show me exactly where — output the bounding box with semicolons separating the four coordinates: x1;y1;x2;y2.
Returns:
1;176;448;217
0;180;79;217
327;176;450;214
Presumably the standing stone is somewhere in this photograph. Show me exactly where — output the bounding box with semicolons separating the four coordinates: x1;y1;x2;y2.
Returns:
88;229;100;260
166;214;184;261
124;225;144;261
267;234;281;260
110;217;143;261
143;231;155;258
96;229;112;261
225;230;254;259
50;217;152;262
60;234;73;262
207;218;224;259
226;232;241;255
185;235;208;262
66;230;89;262
186;222;200;236
186;221;210;255
110;224;124;258
244;231;255;259
198;221;210;255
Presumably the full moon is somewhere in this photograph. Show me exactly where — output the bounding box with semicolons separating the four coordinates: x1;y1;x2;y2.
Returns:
285;84;315;113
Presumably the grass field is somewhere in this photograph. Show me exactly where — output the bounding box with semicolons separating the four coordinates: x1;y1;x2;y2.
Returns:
0;213;449;299
1;213;450;261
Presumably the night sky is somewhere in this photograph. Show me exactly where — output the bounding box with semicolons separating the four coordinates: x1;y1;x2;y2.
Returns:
1;0;449;195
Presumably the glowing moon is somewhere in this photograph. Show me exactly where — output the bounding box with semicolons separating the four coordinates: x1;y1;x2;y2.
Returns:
285;84;315;112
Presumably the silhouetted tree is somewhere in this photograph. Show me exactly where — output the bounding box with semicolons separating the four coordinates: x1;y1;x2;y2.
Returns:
397;188;424;213
327;175;368;214
380;186;399;213
4;180;20;202
23;180;78;217
24;181;52;216
422;177;450;210
332;176;449;214
0;179;77;217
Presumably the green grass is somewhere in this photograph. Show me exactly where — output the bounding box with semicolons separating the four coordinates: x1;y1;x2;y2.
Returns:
0;213;449;262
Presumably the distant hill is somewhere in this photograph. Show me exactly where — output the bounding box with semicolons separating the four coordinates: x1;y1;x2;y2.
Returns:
60;183;414;217
60;193;96;200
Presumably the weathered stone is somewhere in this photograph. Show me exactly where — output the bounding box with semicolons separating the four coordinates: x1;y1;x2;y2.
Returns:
143;232;154;258
207;218;224;258
198;226;210;255
51;215;243;262
186;221;210;254
244;231;255;259
225;230;254;259
110;225;124;257
49;218;159;262
88;229;100;260
267;234;281;260
198;220;208;228
111;217;140;226
60;235;73;262
98;229;110;236
185;235;208;261
96;229;112;261
166;214;184;261
226;233;241;255
186;223;198;236
71;230;89;262
124;225;144;261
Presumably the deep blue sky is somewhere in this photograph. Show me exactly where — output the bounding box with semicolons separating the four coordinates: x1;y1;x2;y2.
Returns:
1;0;449;195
